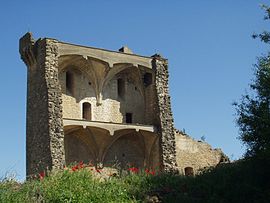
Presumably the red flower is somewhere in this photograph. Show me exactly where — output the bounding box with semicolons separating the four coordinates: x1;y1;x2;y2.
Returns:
79;161;84;168
72;165;79;171
96;169;101;173
149;170;155;175
145;169;155;176
128;167;139;173
39;171;45;180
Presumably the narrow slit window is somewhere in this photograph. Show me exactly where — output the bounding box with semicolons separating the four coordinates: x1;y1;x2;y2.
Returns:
126;113;132;124
143;73;152;87
82;102;91;121
117;78;125;98
66;71;74;95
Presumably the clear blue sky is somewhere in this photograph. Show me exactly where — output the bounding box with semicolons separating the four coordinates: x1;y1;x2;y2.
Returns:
0;1;268;180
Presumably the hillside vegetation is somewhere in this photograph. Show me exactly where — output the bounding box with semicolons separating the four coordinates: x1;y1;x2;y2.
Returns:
1;158;269;203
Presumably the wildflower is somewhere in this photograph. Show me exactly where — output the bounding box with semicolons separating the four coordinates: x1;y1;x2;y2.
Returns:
39;171;45;180
149;170;155;175
128;167;139;173
79;161;84;168
72;165;79;171
96;169;101;173
145;169;155;176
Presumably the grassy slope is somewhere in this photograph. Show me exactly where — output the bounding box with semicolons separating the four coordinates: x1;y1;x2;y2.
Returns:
1;158;270;203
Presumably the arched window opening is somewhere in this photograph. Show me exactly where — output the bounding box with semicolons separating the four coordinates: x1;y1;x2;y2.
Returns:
66;71;74;95
143;73;152;87
117;78;125;98
184;167;194;176
82;102;91;121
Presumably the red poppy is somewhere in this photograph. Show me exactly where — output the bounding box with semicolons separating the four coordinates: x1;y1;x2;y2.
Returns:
96;169;101;173
128;167;139;173
149;170;155;175
39;171;45;180
72;165;79;171
145;169;155;175
79;161;84;168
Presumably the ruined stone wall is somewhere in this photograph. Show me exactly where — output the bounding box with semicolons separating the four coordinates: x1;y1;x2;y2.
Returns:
144;83;156;125
20;33;65;176
152;56;178;173
175;130;228;175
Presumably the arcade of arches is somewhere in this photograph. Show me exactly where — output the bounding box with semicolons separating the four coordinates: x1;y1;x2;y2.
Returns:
64;126;160;169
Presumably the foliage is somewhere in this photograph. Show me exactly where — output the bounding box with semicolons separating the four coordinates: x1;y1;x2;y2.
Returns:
1;160;270;203
234;5;270;158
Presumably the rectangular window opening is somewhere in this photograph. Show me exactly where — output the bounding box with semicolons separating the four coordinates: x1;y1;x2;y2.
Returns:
126;113;132;124
82;102;91;121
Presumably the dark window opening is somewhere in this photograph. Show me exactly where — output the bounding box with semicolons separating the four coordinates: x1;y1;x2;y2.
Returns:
82;102;91;121
126;113;132;123
117;78;125;98
143;73;152;87
184;167;194;176
66;71;74;95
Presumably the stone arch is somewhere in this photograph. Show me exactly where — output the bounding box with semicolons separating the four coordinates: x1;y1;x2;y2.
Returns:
64;129;96;165
58;55;98;102
103;63;145;99
103;131;144;168
148;135;160;169
103;65;146;124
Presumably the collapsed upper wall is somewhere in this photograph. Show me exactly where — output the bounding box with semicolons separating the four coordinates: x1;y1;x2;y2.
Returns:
175;129;229;175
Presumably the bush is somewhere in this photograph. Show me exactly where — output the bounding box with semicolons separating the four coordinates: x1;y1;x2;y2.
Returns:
1;160;270;203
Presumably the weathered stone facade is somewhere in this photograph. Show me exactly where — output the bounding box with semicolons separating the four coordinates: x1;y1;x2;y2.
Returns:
20;33;178;176
19;33;65;176
20;33;227;177
152;56;178;173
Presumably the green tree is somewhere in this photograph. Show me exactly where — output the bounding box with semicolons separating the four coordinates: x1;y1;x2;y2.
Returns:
235;5;270;158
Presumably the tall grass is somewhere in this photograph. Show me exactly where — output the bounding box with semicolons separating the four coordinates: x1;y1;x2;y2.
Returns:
1;158;269;203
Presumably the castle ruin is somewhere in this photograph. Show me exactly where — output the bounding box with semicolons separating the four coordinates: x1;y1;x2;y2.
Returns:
19;33;227;177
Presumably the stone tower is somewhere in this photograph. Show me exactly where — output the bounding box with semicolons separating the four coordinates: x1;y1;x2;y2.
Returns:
19;33;178;177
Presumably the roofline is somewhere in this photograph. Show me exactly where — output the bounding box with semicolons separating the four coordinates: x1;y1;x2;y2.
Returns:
44;37;155;60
